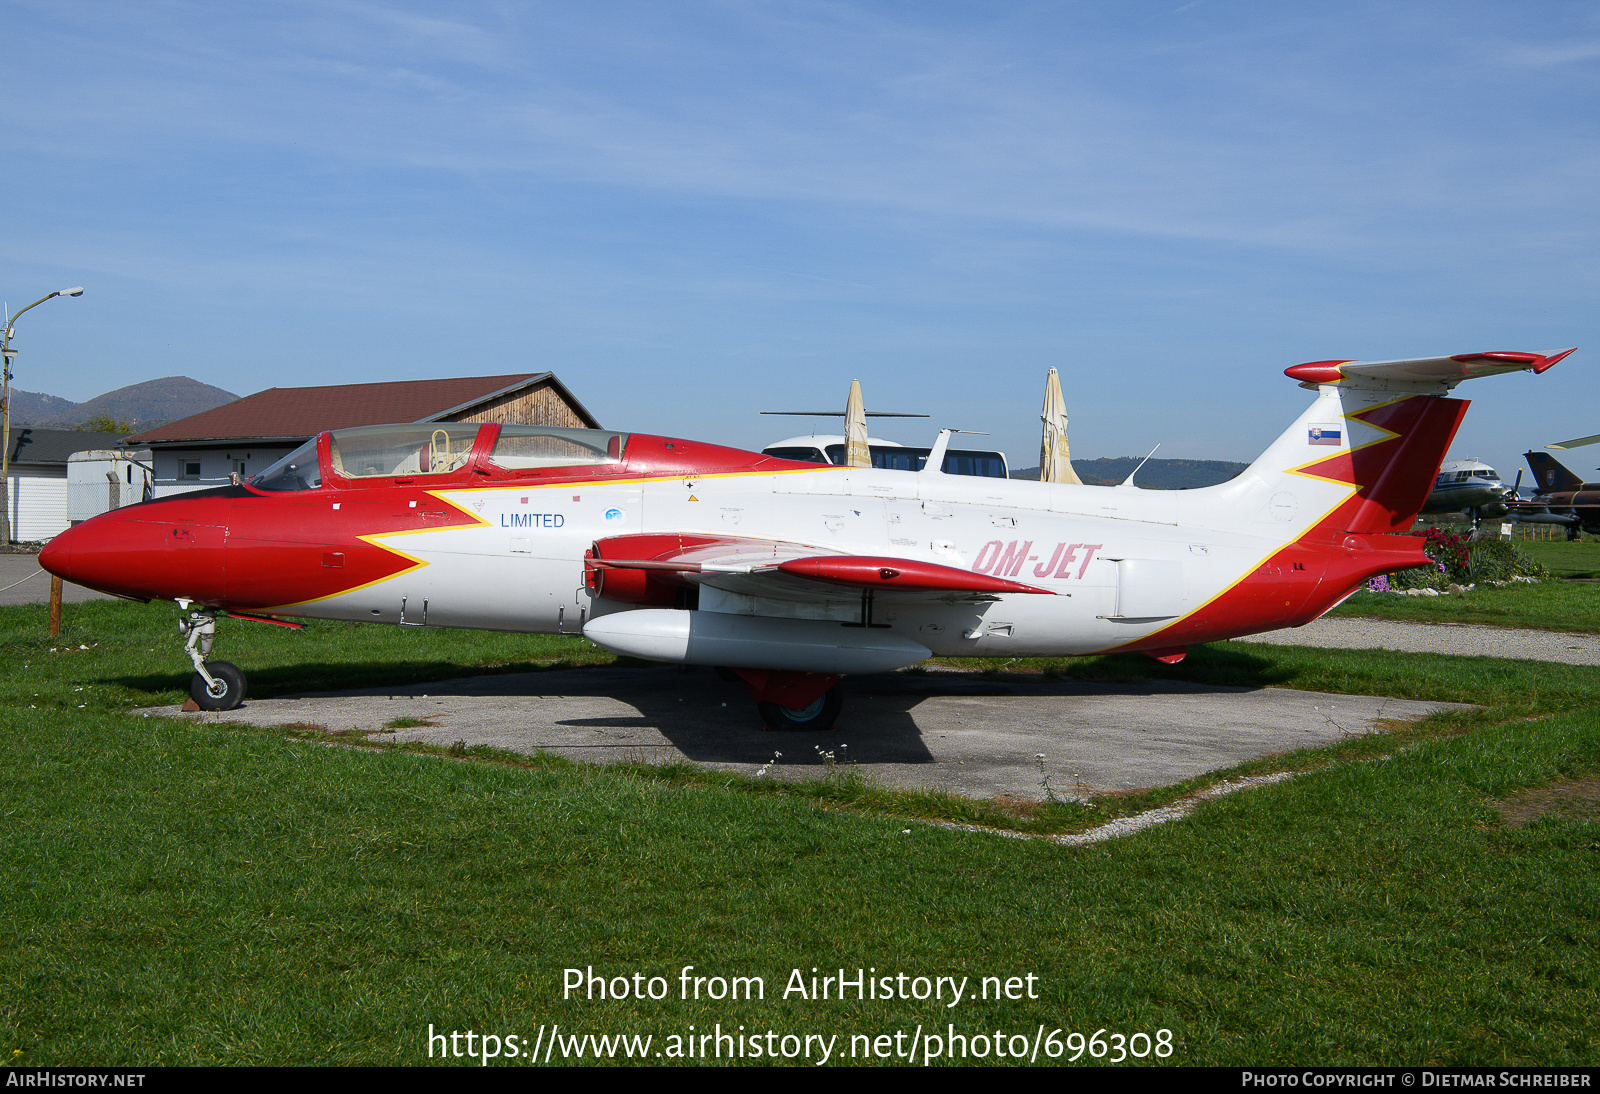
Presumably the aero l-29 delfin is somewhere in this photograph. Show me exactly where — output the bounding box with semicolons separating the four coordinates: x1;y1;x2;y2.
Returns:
39;348;1574;729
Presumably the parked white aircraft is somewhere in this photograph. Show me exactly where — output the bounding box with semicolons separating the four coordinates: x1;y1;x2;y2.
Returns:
1420;458;1516;527
39;348;1572;729
760;434;1010;478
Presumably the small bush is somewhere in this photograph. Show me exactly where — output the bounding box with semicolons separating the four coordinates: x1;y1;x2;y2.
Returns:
1391;563;1448;591
1467;539;1549;583
1384;536;1550;591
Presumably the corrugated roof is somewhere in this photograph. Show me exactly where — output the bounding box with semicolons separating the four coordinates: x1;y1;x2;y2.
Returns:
125;373;584;444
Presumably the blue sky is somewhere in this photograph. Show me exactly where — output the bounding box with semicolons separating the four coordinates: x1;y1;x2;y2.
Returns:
3;1;1597;479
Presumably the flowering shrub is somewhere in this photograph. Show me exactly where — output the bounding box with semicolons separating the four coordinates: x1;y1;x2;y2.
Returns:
1420;528;1472;582
1366;574;1391;593
1383;528;1550;591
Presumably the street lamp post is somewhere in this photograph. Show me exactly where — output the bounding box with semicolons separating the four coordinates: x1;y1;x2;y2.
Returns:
1;287;84;545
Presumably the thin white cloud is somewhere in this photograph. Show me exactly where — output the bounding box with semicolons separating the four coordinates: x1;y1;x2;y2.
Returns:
5;0;1593;266
1504;40;1600;67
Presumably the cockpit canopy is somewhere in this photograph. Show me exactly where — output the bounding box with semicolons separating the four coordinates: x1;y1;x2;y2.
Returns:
1434;467;1501;485
250;438;323;492
331;424;482;479
248;424;631;491
487;425;627;469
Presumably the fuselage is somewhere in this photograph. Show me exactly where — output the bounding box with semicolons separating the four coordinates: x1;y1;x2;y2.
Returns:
40;411;1426;662
1421;459;1511;516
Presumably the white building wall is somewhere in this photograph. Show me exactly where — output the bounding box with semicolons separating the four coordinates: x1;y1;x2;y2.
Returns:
6;470;69;542
150;445;294;498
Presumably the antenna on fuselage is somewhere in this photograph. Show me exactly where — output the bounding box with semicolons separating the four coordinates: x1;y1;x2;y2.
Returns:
1117;444;1161;489
923;428;992;475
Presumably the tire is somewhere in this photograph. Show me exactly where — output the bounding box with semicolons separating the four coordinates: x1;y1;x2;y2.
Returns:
758;685;843;732
190;661;247;711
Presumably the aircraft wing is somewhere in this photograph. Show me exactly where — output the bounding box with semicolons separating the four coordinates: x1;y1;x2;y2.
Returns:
1507;499;1600;513
587;533;1054;605
1285;348;1576;388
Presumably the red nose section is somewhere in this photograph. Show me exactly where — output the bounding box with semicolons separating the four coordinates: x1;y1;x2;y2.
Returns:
38;501;228;604
38;529;71;581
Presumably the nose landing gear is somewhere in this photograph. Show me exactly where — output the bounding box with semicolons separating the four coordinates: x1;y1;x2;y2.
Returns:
179;610;248;711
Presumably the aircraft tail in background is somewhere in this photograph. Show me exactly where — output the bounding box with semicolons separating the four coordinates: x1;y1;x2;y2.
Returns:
1525;449;1593;494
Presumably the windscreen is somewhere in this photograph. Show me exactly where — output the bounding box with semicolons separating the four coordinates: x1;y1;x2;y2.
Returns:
250;439;323;492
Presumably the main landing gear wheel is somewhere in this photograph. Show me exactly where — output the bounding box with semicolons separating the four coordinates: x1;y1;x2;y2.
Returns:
189;660;247;711
758;685;843;732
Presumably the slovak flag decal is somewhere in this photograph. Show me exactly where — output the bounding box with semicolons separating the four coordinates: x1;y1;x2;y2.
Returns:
1308;425;1342;446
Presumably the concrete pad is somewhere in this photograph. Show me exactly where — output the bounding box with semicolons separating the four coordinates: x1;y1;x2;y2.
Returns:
0;554;112;606
140;666;1466;802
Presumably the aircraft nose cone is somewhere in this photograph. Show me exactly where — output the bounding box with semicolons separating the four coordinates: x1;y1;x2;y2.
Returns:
39;506;228;604
38;527;73;581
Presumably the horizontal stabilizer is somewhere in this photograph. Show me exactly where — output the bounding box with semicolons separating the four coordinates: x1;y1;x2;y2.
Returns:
1285;348;1574;389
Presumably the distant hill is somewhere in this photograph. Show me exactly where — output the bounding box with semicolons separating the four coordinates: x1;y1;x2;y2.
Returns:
5;388;78;424
1011;456;1248;490
8;376;238;429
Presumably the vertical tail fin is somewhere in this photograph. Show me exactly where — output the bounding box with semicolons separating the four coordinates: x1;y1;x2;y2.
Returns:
1217;384;1468;543
1185;349;1564;546
1330;392;1470;535
1525;450;1592;493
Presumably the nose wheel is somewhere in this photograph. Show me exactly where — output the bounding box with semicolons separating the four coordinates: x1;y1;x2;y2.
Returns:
179;610;249;712
189;660;247;711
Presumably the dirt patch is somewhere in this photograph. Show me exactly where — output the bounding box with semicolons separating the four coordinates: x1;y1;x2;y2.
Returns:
1489;773;1600;829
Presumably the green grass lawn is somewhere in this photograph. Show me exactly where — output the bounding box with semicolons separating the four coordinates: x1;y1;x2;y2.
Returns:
1326;539;1600;631
1521;539;1600;580
3;600;1598;1066
1328;580;1600;632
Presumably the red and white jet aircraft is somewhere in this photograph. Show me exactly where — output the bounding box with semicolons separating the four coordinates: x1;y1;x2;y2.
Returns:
40;348;1573;728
